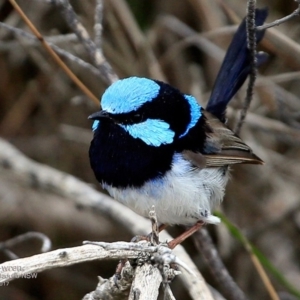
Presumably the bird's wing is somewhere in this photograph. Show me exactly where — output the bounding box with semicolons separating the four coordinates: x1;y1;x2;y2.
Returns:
182;111;263;168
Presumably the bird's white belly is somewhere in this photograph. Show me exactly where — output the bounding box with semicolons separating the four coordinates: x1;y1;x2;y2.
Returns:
103;154;229;226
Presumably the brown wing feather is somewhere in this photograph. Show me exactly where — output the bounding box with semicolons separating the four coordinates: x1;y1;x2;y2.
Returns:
183;111;263;168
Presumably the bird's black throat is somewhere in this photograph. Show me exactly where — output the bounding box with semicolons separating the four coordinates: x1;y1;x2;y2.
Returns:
89;120;175;188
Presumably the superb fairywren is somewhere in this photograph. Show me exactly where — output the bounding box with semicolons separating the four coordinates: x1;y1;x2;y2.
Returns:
89;9;267;241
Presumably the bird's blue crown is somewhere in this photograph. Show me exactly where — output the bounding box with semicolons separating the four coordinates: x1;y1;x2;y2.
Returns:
101;77;160;114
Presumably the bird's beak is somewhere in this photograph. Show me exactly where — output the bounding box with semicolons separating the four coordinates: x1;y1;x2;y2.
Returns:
88;110;111;120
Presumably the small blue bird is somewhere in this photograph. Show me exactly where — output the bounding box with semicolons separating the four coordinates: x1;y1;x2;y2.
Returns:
89;9;267;246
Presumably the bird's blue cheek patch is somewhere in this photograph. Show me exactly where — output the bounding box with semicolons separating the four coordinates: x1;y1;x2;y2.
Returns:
121;119;175;147
92;120;100;131
180;95;202;138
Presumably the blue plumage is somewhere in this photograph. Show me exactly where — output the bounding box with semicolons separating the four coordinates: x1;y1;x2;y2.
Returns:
92;120;100;131
180;95;202;138
101;77;160;114
88;9;267;236
121;119;175;147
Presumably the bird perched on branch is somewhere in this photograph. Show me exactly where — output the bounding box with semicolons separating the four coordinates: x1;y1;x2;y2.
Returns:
89;9;268;247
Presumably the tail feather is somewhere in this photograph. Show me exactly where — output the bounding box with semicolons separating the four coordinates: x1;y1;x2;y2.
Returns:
206;8;268;122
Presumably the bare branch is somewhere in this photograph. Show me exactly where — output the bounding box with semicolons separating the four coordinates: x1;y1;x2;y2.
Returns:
228;108;300;144
94;0;104;50
0;232;51;260
0;243;150;284
0;232;51;254
84;242;194;276
234;0;257;135
0;238;194;300
108;0;166;81
156;16;225;62
0;22;102;78
149;206;160;245
164;285;176;300
8;0;100;105
257;1;300;31
194;229;247;300
51;0;118;85
129;264;162;300
82;241;158;252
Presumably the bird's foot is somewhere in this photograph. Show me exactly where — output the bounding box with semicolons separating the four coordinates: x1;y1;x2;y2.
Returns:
130;224;166;245
113;258;127;288
130;235;149;243
167;221;204;249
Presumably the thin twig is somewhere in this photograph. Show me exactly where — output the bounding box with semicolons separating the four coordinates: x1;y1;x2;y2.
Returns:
51;0;118;85
257;0;300;31
108;0;166;81
0;22;102;78
156;16;225;62
0;232;51;253
8;0;100;105
227;108;300;145
234;0;257;135
241;233;280;300
82;241;158;252
149;206;160;245
265;71;300;83
94;0;104;50
164;284;176;300
193;228;247;300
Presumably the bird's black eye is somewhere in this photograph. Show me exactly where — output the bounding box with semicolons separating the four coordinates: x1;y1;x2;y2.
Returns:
132;113;142;122
111;112;144;125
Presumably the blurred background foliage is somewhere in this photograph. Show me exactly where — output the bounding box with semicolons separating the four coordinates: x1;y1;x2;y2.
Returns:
0;0;300;299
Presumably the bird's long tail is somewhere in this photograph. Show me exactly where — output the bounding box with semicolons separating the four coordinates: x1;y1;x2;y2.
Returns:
206;8;268;123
